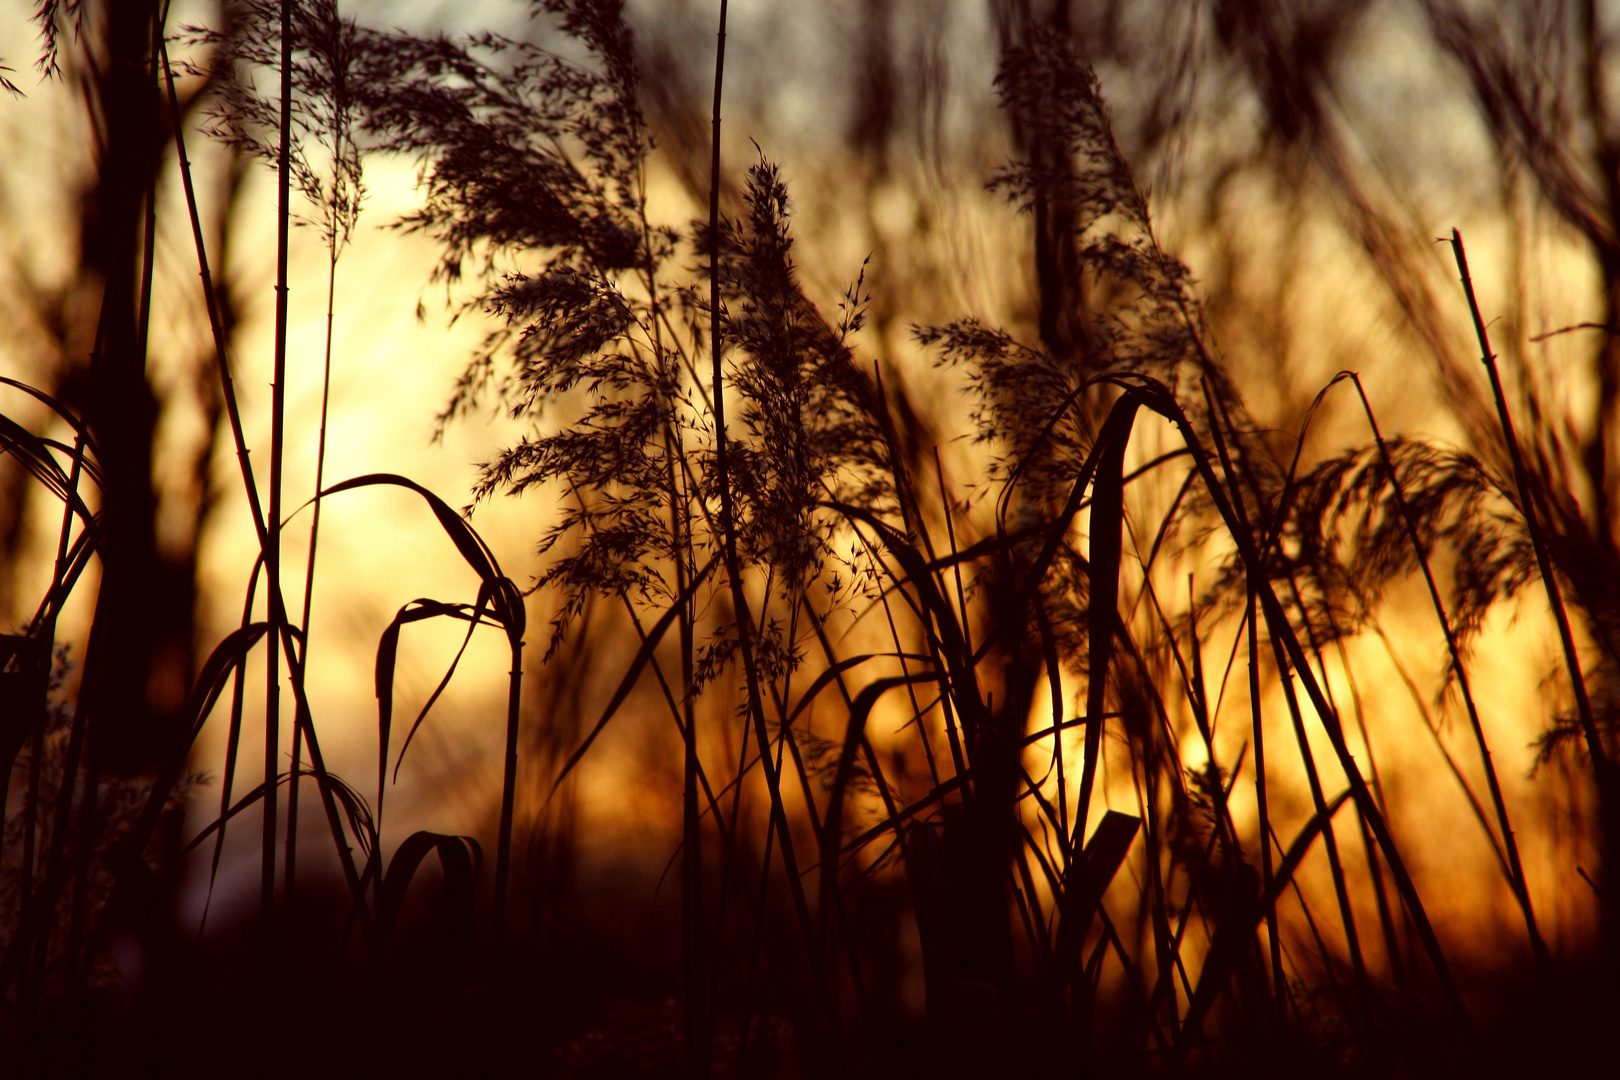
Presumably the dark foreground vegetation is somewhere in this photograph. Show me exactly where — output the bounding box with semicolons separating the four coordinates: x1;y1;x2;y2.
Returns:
2;0;1620;1076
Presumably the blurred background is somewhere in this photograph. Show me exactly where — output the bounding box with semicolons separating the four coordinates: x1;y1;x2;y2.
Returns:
2;0;1617;1074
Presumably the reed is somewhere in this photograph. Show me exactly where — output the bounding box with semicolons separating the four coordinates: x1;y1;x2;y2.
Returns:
0;1;1615;1076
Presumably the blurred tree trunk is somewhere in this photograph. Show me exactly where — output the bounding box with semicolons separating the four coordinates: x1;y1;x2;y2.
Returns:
46;0;223;777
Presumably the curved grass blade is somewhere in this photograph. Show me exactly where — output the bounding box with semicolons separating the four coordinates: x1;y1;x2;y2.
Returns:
183;769;378;865
373;831;482;983
836;714;1102;859
376;598;501;793
820;500;990;769
782;651;938;730
819;671;944;913
1072;393;1143;847
0;412;101;540
0;376;96;452
319;473;523;639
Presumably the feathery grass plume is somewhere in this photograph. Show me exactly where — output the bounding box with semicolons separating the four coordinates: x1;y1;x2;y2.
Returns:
1285;436;1533;652
351;0;652;294
925;28;1247;470
897;24;1485;1074
353;2;894;661
916;32;1288;701
1199;0;1620;854
888;30;1218;1072
32;1;90;80
184;0;367;252
347;2;685;655
701;157;893;589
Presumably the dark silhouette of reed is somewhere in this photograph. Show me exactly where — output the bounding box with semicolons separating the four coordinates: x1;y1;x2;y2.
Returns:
1;1;1617;1077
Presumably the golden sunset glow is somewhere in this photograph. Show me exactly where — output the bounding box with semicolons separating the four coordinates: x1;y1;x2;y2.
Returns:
3;2;1619;1076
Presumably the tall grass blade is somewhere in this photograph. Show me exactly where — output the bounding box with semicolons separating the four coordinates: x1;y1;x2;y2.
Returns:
1246;589;1286;1016
263;0;297;989
1448;233;1617;955
1072;391;1143;848
1346;369;1550;976
819;670;941;918
1129;377;1477;1043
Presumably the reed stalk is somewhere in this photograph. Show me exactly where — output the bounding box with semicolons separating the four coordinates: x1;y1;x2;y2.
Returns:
1449;231;1612;787
1346;369;1550;977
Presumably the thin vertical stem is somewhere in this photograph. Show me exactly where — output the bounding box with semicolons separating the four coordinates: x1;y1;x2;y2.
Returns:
1249;589;1283;1017
490;645;524;968
1449;230;1610;785
159;37;267;545
262;0;295;994
705;0;843;1066
288;209;344;923
1346;370;1548;979
661;428;707;1076
1268;628;1375;1056
161;32;367;931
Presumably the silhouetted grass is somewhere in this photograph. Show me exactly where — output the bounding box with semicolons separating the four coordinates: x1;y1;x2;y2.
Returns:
1;1;1617;1077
